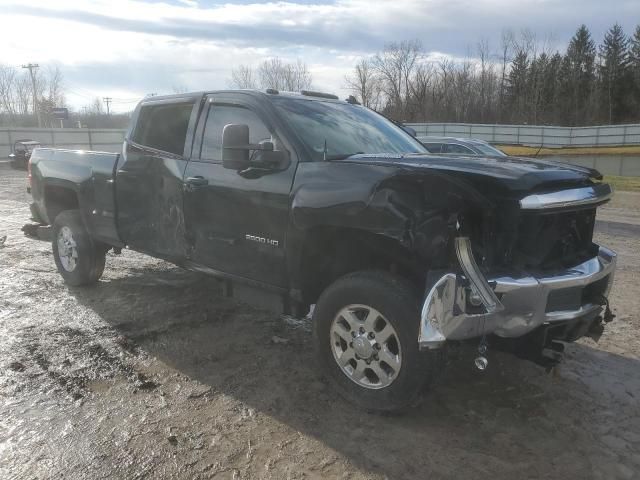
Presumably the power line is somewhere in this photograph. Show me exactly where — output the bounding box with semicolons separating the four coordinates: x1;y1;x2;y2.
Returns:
22;63;41;127
66;89;94;100
103;97;112;115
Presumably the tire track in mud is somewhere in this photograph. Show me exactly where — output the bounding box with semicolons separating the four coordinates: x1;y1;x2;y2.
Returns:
7;322;160;401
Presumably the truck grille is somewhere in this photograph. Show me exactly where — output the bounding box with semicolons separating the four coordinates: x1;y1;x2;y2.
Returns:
513;208;597;270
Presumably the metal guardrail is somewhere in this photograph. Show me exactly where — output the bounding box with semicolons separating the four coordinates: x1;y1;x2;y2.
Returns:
405;123;640;148
0;127;127;157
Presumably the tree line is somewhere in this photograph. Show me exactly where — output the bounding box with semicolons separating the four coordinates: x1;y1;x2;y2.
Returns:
0;65;131;128
344;24;640;125
229;58;313;92
3;23;639;129
0;65;66;127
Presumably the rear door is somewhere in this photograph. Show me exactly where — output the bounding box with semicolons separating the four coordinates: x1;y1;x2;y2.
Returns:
116;96;200;260
183;93;297;287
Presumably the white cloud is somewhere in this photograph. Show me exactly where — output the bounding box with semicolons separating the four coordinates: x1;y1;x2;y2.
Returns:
0;0;636;111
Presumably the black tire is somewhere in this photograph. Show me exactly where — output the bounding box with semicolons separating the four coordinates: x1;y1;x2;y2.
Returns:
313;270;444;413
52;210;106;286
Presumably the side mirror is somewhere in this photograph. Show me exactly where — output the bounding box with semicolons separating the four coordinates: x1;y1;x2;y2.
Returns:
222;124;251;170
222;124;288;171
402;125;417;137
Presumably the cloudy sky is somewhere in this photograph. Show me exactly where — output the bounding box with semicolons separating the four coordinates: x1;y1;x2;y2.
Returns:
1;0;637;112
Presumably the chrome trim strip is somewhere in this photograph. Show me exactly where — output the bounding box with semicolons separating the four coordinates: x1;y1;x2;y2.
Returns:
519;183;612;210
418;274;454;349
455;237;504;313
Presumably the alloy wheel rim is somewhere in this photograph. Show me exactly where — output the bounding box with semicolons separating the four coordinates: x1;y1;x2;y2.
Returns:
57;226;78;272
330;304;402;390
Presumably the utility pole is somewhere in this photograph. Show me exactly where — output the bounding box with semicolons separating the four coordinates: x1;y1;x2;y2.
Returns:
22;63;41;127
103;97;112;115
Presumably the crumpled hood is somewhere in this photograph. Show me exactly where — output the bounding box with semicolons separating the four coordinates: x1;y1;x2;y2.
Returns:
341;153;601;192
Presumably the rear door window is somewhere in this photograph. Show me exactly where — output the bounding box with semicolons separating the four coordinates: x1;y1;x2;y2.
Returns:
132;102;195;155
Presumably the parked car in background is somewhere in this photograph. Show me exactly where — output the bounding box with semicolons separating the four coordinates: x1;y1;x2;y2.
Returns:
9;140;41;169
418;136;507;157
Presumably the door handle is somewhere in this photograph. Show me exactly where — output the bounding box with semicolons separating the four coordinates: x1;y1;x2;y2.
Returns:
185;176;208;187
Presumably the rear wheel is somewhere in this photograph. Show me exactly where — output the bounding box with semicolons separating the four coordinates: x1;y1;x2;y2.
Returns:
313;270;444;413
52;210;106;286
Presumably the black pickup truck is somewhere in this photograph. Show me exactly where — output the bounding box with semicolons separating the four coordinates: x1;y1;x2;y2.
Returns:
28;90;616;411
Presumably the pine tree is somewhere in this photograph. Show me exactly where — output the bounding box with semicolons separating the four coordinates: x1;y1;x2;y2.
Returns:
529;52;550;124
506;50;529;123
563;25;597;125
541;52;563;124
629;25;640;115
598;24;631;123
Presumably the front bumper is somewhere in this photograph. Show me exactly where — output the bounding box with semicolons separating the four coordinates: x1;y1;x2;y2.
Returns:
419;238;616;349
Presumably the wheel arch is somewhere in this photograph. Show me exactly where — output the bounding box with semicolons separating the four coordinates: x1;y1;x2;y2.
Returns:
43;181;81;225
293;225;427;310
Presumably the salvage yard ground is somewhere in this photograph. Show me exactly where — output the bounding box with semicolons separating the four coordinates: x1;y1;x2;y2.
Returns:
1;163;640;479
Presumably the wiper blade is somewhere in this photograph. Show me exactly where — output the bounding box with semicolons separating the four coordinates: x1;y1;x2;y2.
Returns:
325;152;364;161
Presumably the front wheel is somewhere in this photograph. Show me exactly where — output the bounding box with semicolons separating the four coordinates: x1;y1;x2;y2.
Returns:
313;270;444;413
52;210;106;286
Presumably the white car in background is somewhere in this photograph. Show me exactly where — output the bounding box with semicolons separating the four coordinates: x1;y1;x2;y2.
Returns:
418;136;507;157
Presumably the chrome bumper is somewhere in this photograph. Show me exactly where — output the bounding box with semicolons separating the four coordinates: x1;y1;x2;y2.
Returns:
419;239;617;349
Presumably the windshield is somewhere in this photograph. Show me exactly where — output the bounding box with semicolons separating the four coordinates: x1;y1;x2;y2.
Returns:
272;97;426;161
473;143;506;157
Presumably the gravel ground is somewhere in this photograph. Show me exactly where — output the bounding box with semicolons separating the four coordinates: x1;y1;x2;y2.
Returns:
1;162;639;480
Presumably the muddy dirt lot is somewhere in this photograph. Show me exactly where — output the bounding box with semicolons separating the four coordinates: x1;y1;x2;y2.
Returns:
1;163;640;479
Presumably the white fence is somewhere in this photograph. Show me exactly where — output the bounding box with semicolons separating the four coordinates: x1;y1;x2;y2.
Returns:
0;128;127;157
406;123;640;147
2;123;640;157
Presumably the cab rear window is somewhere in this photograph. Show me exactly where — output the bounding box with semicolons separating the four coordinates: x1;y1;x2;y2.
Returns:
132;102;194;155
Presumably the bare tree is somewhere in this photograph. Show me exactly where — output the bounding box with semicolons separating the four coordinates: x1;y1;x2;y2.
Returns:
89;98;104;115
372;40;423;118
230;58;312;91
283;59;313;91
0;65;18;118
498;29;515;121
258;58;286;90
408;62;434;120
230;64;258;89
172;84;189;94
345;58;381;109
477;38;492;122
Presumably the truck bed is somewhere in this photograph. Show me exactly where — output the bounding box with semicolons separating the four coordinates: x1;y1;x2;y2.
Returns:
29;148;123;247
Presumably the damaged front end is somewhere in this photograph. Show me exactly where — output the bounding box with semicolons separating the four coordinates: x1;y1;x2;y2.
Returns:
419;184;617;367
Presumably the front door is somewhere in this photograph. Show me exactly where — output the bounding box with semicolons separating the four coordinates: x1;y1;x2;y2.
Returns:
183;94;296;287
